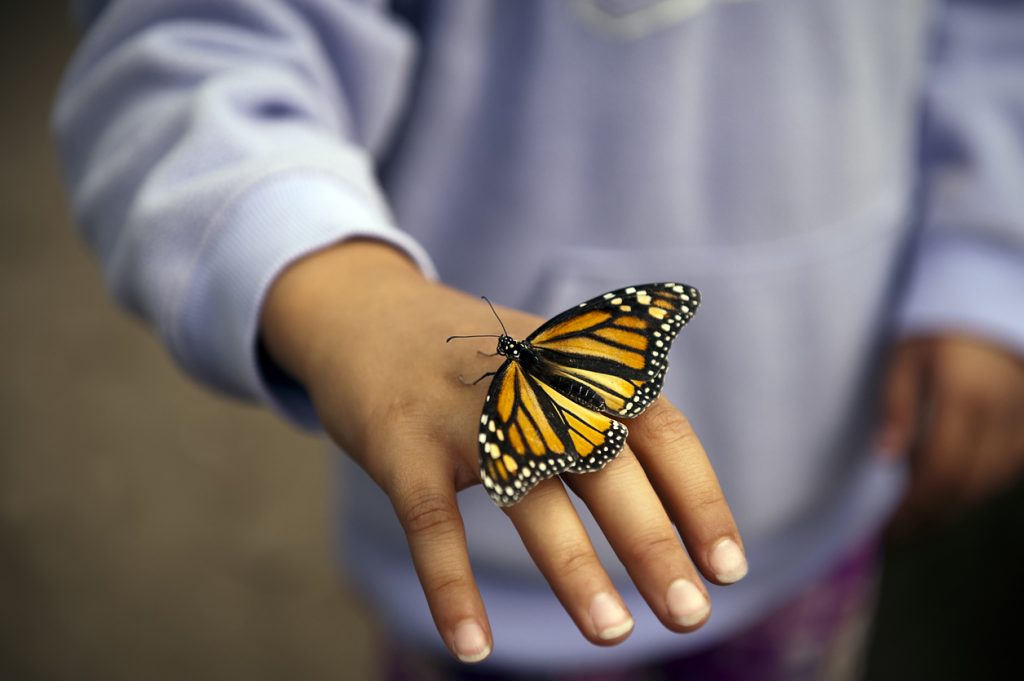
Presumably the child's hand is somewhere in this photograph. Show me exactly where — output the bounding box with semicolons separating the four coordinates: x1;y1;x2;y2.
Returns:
879;335;1024;534
261;240;746;663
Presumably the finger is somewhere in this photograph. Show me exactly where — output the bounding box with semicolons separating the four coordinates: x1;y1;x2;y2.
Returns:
961;414;1007;504
904;388;976;526
877;343;926;458
627;398;747;586
389;472;492;663
504;478;635;645
962;401;1021;503
993;396;1024;490
1012;411;1024;478
566;446;713;632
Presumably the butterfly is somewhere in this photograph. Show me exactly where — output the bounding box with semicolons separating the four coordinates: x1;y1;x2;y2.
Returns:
449;282;700;507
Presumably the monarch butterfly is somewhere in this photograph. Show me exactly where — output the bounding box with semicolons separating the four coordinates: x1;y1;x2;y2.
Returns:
449;282;700;507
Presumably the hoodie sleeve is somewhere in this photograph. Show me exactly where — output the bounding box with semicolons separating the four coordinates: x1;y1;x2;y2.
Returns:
898;0;1024;357
52;0;436;429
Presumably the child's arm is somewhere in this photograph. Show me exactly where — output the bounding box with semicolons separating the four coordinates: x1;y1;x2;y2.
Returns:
878;0;1024;533
53;0;744;661
261;239;746;662
879;336;1024;534
51;0;437;419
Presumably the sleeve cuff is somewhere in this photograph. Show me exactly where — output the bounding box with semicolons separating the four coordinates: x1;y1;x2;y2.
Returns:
170;170;437;429
897;233;1024;358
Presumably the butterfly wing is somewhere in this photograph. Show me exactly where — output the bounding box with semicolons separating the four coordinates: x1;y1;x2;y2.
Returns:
479;359;628;506
526;282;699;418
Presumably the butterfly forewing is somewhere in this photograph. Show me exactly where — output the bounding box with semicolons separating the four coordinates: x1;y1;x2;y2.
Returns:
527;283;699;417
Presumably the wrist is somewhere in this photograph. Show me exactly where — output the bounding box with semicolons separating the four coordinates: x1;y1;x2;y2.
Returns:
260;238;426;388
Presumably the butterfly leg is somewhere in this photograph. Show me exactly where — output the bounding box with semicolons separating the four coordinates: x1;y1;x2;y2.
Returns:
458;371;496;386
476;350;500;358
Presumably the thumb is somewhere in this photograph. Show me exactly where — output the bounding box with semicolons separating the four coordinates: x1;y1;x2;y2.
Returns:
876;340;928;460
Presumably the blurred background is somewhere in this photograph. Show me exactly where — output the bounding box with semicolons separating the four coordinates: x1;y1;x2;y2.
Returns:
2;4;1022;680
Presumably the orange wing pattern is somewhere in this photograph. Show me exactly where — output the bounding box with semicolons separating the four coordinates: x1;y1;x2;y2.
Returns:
476;282;699;506
528;283;698;417
479;361;628;506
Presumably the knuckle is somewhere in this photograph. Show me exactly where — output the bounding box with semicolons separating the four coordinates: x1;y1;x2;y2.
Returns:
622;530;682;568
510;478;563;509
381;392;433;423
424;569;474;601
639;404;696;450
682;485;727;514
598;446;641;479
369;395;443;448
397;489;461;537
555;543;600;579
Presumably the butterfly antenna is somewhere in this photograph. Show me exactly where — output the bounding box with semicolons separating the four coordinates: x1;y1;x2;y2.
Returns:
444;296;509;343
446;333;500;343
481;296;509;336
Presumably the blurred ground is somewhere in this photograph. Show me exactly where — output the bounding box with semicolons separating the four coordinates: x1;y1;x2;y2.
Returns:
0;5;373;681
1;4;1021;681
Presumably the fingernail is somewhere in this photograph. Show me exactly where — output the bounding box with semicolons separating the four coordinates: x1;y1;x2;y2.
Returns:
452;619;490;663
589;592;634;640
666;578;710;627
709;538;748;583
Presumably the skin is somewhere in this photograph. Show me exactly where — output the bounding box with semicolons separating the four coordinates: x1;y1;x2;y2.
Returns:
261;238;1024;661
878;335;1024;536
260;239;745;662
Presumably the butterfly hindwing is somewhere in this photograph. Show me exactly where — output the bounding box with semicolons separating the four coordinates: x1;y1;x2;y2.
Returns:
527;283;699;417
479;361;573;506
534;379;629;474
479;360;629;506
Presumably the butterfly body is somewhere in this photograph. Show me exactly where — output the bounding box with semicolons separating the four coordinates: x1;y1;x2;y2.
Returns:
474;282;699;507
495;336;608;412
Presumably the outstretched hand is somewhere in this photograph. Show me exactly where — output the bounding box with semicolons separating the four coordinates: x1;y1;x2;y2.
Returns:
260;240;746;663
878;335;1024;535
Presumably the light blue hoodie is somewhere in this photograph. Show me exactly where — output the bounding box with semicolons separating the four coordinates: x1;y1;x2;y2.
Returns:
54;0;1024;671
